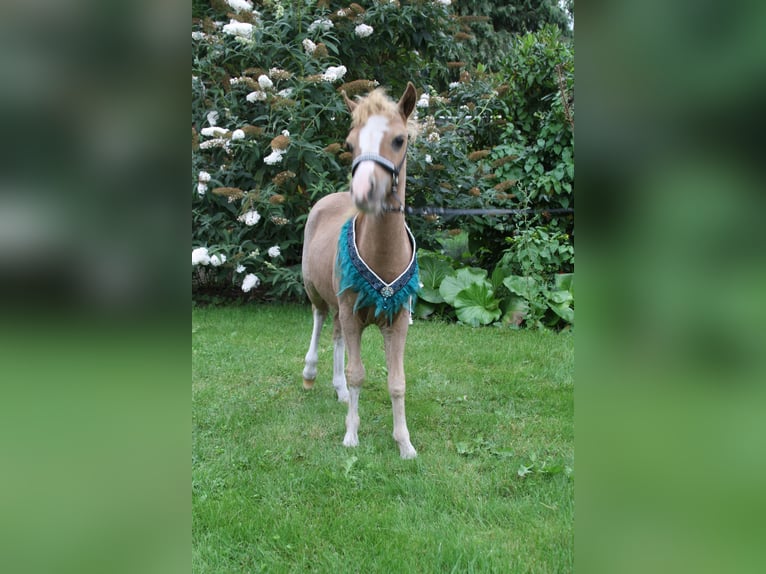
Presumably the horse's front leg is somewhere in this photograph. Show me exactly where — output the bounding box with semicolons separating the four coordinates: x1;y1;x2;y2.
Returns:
339;304;364;447
331;312;349;402
383;312;417;459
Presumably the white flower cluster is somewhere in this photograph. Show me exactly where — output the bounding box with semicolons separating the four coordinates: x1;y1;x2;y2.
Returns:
435;0;451;6
192;247;227;267
263;150;283;164
198;108;248;150
302;38;316;54
258;74;273;90
263;129;290;165
449;81;461;89
246;90;267;102
245;74;275;105
268;245;281;258
199;138;229;151
222;19;253;39
308;18;333;33
354;24;374;38
416;93;430;108
226;0;253;12
238;210;261;226
269;67;291;79
241;273;260;292
199;123;232;153
192;247;210;265
197;170;211;196
200;126;228;137
322;65;347;82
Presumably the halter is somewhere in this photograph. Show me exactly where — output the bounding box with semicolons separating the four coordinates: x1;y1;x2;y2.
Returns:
350;148;408;213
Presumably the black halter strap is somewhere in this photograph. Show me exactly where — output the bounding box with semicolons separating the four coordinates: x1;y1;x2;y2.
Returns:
350;150;407;198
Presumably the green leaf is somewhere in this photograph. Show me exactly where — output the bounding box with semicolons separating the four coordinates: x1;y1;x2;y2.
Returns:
439;267;487;306
550;301;574;324
502;295;529;327
453;282;501;327
503;275;538;300
413;300;436;319
517;464;533;478
554;273;573;294
548;290;572;305
343;456;358;476
418;250;453;304
490;265;512;294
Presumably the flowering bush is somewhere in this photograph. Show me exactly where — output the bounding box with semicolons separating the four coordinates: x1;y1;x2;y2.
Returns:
192;1;574;326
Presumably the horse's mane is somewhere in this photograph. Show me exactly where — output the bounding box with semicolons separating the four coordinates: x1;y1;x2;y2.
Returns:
350;88;419;140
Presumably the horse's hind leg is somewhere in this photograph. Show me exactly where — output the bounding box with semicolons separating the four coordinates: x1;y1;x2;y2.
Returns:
331;313;349;402
302;305;326;389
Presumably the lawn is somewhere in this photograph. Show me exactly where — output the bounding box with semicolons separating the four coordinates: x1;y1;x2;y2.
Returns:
192;304;574;573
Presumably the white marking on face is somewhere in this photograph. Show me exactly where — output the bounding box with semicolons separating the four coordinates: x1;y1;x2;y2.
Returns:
351;115;390;207
358;115;389;154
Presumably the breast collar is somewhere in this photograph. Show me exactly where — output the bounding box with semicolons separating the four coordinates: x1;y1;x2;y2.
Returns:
336;215;420;322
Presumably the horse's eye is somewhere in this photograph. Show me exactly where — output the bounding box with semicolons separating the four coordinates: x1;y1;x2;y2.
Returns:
345;141;354;153
392;136;405;150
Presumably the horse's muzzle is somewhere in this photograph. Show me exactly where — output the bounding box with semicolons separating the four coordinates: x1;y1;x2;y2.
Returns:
350;163;387;214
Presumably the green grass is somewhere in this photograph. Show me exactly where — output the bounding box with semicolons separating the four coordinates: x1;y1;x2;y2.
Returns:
193;304;573;573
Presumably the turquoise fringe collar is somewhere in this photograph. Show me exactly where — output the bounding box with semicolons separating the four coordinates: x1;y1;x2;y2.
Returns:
336;216;420;323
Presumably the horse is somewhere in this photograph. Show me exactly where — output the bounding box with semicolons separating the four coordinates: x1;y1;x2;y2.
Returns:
301;82;420;459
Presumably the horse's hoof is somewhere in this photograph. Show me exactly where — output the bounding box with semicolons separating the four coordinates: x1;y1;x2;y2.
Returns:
399;444;418;459
336;390;349;403
343;434;359;447
303;378;315;390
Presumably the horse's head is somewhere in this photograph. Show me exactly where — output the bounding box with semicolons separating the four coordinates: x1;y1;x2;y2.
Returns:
343;82;417;215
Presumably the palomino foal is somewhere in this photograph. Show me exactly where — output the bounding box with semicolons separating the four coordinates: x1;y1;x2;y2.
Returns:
301;82;419;459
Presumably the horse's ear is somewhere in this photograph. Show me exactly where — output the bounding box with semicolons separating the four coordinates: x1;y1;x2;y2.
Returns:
398;82;417;120
342;90;357;113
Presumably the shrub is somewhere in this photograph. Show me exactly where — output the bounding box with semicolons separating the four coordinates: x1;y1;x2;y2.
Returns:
416;218;575;330
191;2;574;329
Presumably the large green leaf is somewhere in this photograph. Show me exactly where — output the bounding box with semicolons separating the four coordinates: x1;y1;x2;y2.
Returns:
417;250;454;304
554;273;573;293
439;267;487;306
550;273;574;324
502;275;539;300
502;295;529;327
436;231;470;262
453;282;501;327
548;290;573;305
549;300;574;324
413;299;436;319
491;265;513;294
